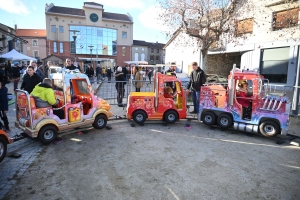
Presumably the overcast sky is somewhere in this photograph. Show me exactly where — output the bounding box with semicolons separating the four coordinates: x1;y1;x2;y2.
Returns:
0;0;168;44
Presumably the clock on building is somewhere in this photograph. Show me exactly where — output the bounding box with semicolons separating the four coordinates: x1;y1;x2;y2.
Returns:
90;13;99;22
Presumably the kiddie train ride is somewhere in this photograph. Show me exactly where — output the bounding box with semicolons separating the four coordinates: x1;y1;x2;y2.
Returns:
127;64;290;138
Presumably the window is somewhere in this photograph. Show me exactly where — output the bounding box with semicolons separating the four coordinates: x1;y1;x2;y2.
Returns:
157;49;159;53
51;25;56;33
59;26;64;33
151;48;154;53
135;47;138;50
273;8;299;30
53;42;57;53
60;42;63;53
134;53;139;61
69;25;117;56
32;39;38;46
150;55;154;60
141;53;145;61
142;48;144;51
33;50;39;58
236;18;254;35
122;46;126;56
156;56;160;61
260;47;289;83
122;31;127;38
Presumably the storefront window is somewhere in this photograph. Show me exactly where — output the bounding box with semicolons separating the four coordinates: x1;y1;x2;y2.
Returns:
69;26;117;56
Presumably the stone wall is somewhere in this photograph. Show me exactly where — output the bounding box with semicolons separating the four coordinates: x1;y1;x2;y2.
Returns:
205;54;240;76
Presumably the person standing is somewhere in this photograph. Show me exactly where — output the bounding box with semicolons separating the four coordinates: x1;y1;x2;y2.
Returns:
96;64;102;83
0;81;10;132
11;62;23;91
107;67;112;83
43;61;53;78
21;66;43;94
134;66;143;92
27;60;45;79
115;66;126;107
65;58;81;71
147;69;153;84
0;63;9;86
122;65;128;81
85;65;94;83
187;62;206;114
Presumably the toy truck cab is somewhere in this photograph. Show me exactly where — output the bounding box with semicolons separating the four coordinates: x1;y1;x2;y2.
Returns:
15;67;113;144
127;71;187;124
199;66;290;137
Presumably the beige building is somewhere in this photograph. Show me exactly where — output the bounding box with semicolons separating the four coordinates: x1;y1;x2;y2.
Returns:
45;2;133;69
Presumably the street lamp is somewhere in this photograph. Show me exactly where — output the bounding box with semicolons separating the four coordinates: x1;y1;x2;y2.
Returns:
69;30;80;62
88;45;94;68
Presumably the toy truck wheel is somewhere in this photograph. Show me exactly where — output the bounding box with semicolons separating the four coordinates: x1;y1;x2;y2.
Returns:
0;137;7;163
164;110;178;123
133;110;147;124
201;112;216;125
259;121;280;137
38;125;58;144
93;114;107;129
217;113;233;129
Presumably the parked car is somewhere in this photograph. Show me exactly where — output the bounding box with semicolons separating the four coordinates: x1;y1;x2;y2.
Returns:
178;74;228;90
206;74;228;84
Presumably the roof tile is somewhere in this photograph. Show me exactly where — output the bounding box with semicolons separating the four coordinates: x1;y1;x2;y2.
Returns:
15;29;46;37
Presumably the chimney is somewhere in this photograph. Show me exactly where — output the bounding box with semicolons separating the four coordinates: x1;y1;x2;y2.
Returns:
14;24;17;30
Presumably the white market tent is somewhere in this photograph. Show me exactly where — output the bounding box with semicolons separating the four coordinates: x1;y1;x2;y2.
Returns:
0;49;37;61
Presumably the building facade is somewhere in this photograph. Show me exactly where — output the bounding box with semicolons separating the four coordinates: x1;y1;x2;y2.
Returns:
0;23;27;56
164;0;300;86
45;2;133;69
132;40;165;65
15;29;47;62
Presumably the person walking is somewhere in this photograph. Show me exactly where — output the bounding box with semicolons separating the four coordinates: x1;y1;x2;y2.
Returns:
96;64;102;83
187;62;206;114
107;67;112;83
85;65;94;83
134;66;143;92
11;62;23;91
115;66;126;107
0;81;10;132
21;66;43;94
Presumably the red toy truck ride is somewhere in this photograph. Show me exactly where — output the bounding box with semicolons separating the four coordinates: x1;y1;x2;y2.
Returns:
127;71;186;124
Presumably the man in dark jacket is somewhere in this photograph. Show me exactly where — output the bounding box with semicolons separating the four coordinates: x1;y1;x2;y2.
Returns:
21;66;43;94
115;66;126;107
65;58;80;71
187;62;206;114
122;65;128;81
85;65;94;83
0;81;10;132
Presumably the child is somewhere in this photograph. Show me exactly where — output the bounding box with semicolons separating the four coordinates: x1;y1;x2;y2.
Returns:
0;81;10;132
164;86;174;98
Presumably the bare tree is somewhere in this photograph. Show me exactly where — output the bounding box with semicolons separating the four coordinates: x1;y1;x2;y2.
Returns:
158;0;299;67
